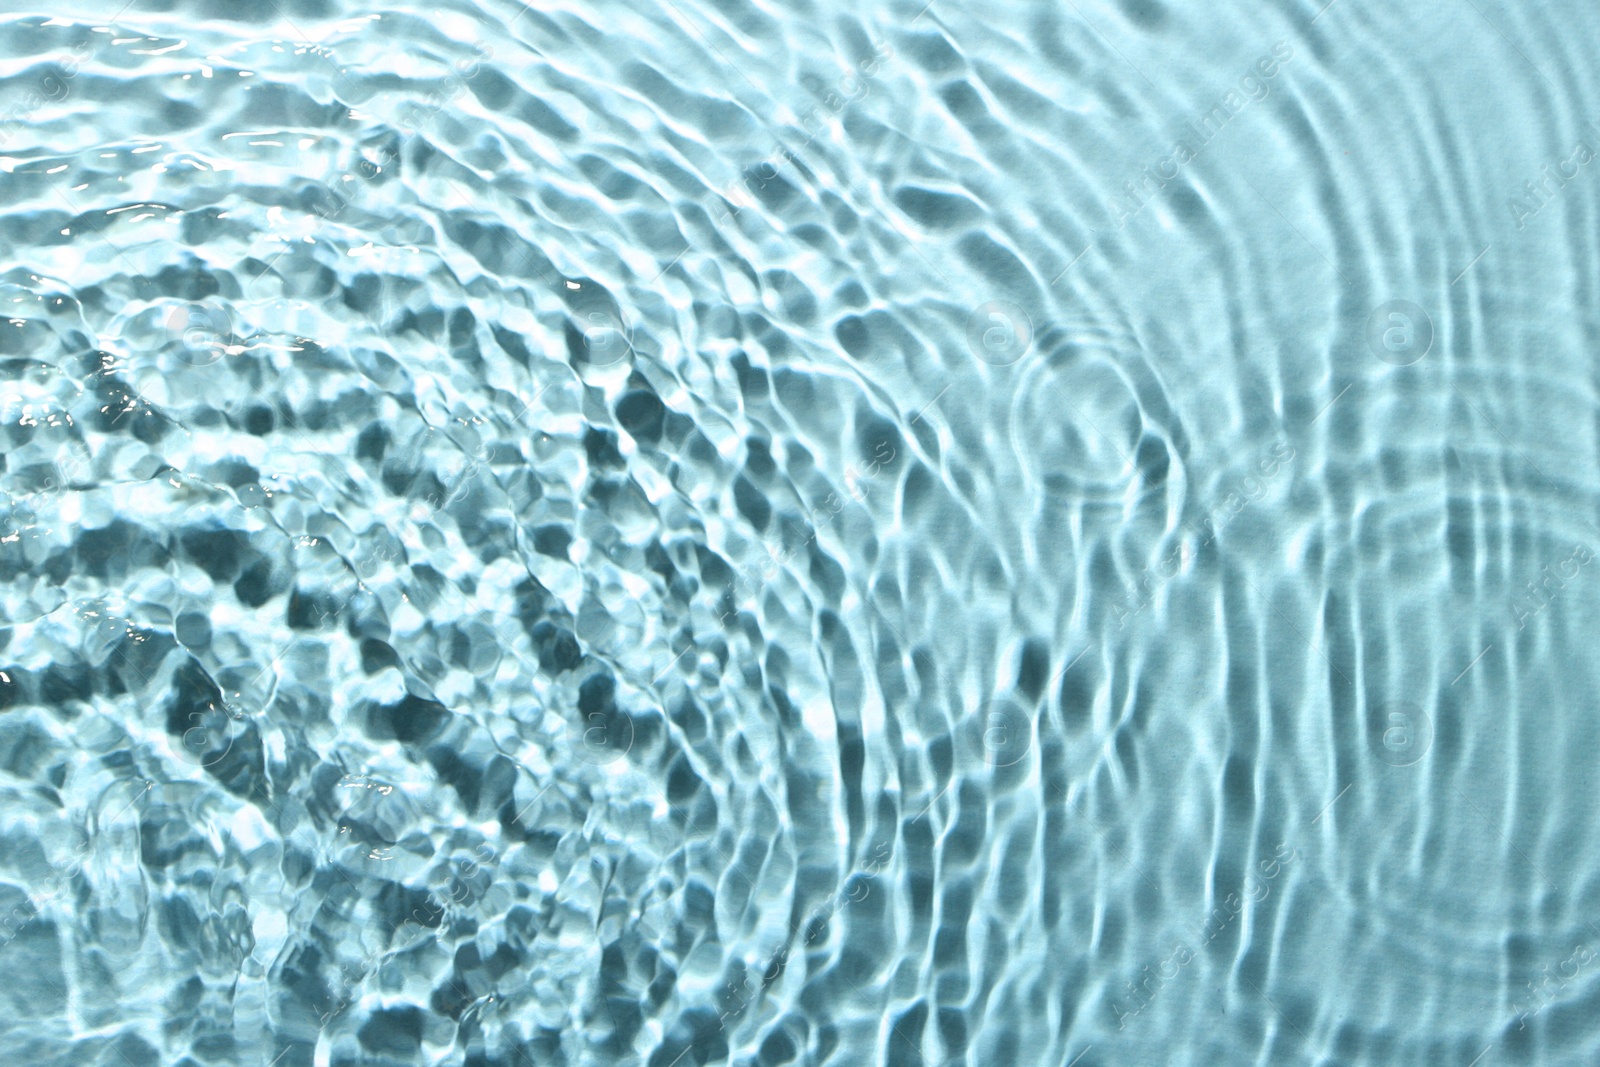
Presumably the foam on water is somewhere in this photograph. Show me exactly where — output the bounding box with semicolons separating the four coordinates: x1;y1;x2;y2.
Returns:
3;1;1600;1065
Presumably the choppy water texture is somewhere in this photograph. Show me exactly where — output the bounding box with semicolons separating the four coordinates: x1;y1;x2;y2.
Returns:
3;0;1600;1064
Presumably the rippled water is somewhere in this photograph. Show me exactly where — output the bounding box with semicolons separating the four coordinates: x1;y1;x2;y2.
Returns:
3;0;1600;1064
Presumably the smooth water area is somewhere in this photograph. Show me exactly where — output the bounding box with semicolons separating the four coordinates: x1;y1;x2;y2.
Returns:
1;1;1599;1064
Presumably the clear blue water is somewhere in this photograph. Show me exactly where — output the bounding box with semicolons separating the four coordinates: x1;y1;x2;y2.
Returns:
1;1;1598;1064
